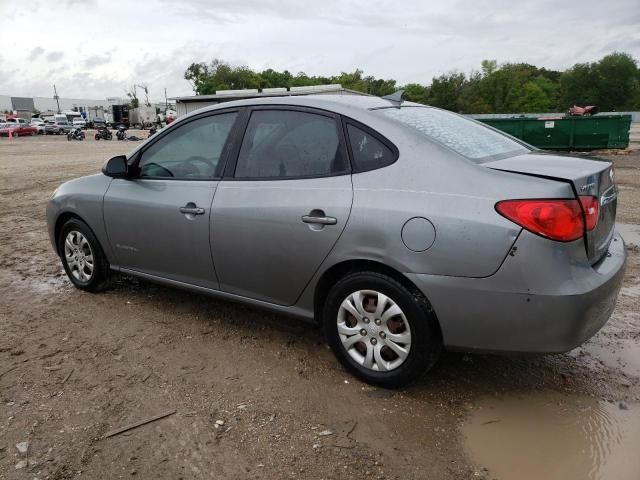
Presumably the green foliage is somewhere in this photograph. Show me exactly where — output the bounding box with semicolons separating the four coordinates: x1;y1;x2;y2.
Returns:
559;53;638;111
402;83;429;104
426;72;466;111
185;53;640;113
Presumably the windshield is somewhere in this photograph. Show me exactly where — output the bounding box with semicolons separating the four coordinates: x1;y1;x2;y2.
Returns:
377;106;530;162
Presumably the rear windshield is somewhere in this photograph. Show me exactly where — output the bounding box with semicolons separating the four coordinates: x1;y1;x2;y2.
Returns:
377;106;530;162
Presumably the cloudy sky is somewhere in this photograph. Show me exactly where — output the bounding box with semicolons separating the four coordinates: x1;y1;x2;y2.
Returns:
1;0;638;101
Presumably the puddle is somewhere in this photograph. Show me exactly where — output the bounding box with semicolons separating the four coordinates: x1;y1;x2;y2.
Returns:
463;393;640;480
617;223;640;246
582;339;640;378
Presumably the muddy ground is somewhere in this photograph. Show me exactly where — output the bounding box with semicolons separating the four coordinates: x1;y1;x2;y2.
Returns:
0;134;639;480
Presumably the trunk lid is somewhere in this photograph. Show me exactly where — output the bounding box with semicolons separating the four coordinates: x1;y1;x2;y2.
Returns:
484;152;617;263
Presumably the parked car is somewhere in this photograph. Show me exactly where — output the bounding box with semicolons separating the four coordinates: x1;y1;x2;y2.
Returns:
6;117;29;124
92;118;107;130
0;122;38;137
46;95;626;387
73;118;87;130
30;118;46;134
45;120;73;135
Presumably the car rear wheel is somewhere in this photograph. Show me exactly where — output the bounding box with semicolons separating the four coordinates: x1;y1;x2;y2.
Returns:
58;218;111;292
323;271;442;388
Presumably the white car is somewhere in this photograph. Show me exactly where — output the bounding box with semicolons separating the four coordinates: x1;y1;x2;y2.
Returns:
73;118;87;129
30;118;46;135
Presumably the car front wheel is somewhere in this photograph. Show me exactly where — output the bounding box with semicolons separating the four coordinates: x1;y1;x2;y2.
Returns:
58;218;110;292
323;271;442;388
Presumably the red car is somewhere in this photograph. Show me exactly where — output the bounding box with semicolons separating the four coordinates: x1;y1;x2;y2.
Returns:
0;122;38;137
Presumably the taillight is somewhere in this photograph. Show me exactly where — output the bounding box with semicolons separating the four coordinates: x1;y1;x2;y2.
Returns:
495;199;584;242
578;195;599;231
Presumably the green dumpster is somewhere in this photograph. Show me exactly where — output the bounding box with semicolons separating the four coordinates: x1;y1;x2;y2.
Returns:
477;114;632;150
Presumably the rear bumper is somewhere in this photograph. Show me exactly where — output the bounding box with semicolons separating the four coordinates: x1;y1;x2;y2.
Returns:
407;231;626;353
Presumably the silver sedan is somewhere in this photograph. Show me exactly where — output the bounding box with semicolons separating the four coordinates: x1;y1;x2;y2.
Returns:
47;94;626;387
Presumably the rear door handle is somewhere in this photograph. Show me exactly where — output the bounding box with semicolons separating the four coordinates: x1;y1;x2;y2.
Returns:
179;206;205;215
301;215;337;225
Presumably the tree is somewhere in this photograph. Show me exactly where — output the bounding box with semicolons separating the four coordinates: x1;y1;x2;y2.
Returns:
595;52;638;110
402;83;429;104
183;53;639;114
517;76;558;112
458;71;491;113
481;59;497;77
426;72;467;111
185;59;262;94
125;86;139;108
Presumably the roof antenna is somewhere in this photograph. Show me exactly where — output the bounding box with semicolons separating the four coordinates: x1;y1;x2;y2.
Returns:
382;89;405;105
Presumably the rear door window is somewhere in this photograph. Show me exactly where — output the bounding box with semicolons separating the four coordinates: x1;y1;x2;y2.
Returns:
234;110;347;178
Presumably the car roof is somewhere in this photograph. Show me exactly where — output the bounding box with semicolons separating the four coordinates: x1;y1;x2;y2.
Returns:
194;94;425;116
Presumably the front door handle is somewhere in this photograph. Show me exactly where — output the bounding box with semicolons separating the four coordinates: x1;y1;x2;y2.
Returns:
179;205;205;215
301;214;337;225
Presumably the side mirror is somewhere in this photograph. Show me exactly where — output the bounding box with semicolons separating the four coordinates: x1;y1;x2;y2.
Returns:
102;155;129;178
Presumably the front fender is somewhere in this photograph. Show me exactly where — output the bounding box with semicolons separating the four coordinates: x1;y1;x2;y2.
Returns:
46;174;113;260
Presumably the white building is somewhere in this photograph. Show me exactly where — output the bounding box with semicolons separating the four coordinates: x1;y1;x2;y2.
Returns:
0;95;114;115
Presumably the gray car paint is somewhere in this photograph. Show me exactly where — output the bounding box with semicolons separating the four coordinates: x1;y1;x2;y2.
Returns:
103;178;220;289
211;175;353;305
47;95;626;353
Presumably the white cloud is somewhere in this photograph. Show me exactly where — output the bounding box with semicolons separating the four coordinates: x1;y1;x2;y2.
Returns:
46;51;65;62
28;47;45;61
0;0;638;101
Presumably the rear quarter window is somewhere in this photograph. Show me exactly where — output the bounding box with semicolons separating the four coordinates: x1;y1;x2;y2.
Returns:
345;123;397;172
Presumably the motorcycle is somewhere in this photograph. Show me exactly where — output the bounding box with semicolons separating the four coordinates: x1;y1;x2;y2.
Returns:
67;127;85;141
116;125;128;141
94;127;113;141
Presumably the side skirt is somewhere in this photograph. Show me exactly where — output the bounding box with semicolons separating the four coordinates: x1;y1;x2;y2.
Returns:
113;266;316;323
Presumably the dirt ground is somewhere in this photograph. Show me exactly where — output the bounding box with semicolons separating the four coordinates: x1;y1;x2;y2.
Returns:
0;133;639;480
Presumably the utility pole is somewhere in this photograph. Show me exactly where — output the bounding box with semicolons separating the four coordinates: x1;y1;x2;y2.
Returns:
53;84;61;114
164;88;168;112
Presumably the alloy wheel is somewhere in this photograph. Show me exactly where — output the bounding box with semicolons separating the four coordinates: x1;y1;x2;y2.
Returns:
63;230;94;282
337;290;412;372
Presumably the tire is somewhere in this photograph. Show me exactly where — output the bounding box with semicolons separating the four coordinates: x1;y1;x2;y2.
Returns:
58;218;111;293
67;134;72;141
95;134;100;141
323;271;442;388
13;131;18;137
107;133;113;140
